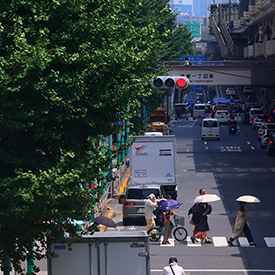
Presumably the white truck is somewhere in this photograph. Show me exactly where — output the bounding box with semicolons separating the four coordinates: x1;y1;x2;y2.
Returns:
129;135;178;199
48;231;150;275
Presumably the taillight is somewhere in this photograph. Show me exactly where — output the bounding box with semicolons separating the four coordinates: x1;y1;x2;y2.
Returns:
269;141;272;144
123;202;136;206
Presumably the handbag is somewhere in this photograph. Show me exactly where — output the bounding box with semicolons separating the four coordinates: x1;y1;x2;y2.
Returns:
169;265;176;275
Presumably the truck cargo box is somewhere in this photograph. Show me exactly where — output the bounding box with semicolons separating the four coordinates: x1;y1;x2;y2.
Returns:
48;231;150;275
130;135;177;198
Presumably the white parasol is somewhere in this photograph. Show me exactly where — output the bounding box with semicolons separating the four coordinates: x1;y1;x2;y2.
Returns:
236;195;261;203
194;194;221;203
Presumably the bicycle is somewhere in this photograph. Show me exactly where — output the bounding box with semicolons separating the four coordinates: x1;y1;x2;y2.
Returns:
148;216;188;242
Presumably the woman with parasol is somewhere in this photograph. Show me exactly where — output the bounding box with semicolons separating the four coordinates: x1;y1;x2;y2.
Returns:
189;193;220;244
227;195;259;246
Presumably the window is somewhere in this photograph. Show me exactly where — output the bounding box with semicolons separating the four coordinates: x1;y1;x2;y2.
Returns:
127;189;160;199
203;121;218;128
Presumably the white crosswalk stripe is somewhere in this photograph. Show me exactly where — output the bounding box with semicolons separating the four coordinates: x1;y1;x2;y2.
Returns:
187;236;202;247
154;236;275;247
159;236;175;247
264;237;275;247
212;236;228;247
238;237;254;247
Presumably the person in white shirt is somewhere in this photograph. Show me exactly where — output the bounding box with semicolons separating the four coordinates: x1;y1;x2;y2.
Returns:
161;257;185;275
145;193;157;232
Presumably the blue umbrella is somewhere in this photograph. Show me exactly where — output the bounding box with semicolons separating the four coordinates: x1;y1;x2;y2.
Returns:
158;199;183;210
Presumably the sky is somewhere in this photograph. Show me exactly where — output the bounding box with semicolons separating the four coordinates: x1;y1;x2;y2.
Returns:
181;0;192;3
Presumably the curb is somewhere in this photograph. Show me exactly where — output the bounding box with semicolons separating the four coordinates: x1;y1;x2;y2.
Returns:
114;171;130;200
100;206;115;232
101;171;130;231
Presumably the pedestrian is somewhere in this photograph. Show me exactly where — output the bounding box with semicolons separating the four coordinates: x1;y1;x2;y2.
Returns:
145;193;157;232
188;189;211;241
162;195;178;244
193;189;207;240
189;200;212;244
161;256;185;275
228;201;256;246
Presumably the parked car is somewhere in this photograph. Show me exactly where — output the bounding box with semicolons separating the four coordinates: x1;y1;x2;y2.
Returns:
260;130;270;148
243;86;254;95
258;123;275;140
252;117;265;130
122;184;166;225
215;110;230;124
226;87;236;97
267;132;275;156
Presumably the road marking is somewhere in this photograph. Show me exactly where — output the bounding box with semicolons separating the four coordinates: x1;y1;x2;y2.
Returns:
264;237;275;247
151;269;275;273
213;237;228;247
160;237;175;247
187;236;202;247
238;237;255;247
221;146;242;152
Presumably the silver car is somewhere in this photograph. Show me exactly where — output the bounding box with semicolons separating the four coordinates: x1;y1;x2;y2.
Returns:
122;184;165;225
258;123;275;140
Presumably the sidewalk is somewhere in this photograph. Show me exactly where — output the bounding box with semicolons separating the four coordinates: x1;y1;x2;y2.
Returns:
101;169;130;231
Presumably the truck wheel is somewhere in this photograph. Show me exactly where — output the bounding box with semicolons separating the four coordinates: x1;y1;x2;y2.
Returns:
173;227;188;241
148;227;162;242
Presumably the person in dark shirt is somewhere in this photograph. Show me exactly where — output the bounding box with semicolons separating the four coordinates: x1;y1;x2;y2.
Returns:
228;202;256;246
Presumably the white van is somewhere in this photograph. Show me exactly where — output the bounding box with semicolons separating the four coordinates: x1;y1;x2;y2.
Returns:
193;103;206;118
201;118;220;140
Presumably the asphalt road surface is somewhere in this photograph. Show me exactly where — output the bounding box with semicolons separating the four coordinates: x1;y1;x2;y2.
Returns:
113;117;275;275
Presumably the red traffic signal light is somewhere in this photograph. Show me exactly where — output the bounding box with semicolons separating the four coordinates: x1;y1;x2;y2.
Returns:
151;76;189;89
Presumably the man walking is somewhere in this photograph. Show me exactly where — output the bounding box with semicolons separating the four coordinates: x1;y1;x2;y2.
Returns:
145;193;157;232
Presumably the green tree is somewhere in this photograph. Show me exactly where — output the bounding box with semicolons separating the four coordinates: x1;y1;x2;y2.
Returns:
0;0;194;272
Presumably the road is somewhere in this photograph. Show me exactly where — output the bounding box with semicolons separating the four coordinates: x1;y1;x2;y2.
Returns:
112;117;275;275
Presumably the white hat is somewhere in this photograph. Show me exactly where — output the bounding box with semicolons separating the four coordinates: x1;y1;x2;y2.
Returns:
147;193;155;199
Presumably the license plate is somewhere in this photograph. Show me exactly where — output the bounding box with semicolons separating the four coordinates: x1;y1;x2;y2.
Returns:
208;134;213;137
137;208;145;213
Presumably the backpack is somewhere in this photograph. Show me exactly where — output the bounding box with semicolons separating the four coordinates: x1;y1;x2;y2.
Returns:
153;207;164;223
191;211;201;225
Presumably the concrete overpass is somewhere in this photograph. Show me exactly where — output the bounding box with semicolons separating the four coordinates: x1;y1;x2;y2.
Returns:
165;61;275;87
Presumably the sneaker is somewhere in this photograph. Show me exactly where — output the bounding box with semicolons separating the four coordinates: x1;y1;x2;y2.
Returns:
227;240;234;246
249;242;257;246
204;239;212;244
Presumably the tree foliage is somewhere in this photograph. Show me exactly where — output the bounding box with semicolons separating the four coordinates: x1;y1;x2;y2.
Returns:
0;0;194;272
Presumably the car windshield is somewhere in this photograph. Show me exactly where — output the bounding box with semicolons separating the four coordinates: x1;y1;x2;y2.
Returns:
203;121;218;127
194;105;205;110
251;110;263;115
127;188;160;199
217;111;227;115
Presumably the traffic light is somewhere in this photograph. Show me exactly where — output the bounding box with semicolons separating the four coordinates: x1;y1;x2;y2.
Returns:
151;76;189;89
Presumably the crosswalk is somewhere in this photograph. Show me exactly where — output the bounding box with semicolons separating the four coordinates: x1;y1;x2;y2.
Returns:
155;236;275;248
